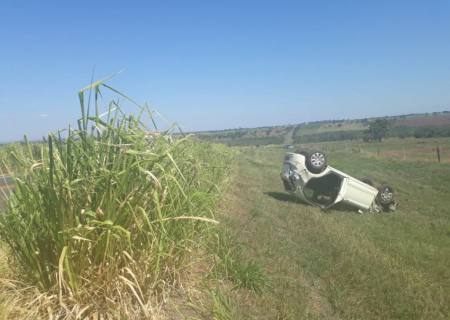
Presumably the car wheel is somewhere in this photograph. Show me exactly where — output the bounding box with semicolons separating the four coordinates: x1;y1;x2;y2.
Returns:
306;151;327;173
377;185;394;205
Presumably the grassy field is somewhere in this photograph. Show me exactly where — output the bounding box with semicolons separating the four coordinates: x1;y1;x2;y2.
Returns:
294;121;367;136
299;137;450;163
360;138;450;163
1;116;449;318
220;141;450;319
196;127;290;146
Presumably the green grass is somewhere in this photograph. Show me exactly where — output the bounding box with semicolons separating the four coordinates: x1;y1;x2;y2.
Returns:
223;136;284;146
197;129;287;146
0;80;241;318
359;137;450;162
211;227;269;294
295;137;450;163
294;121;367;136
1;80;448;318
220;142;450;319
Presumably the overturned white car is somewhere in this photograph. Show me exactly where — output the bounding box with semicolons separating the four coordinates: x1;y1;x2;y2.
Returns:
280;151;396;212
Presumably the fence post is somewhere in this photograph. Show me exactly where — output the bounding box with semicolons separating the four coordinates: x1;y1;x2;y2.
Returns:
436;145;441;163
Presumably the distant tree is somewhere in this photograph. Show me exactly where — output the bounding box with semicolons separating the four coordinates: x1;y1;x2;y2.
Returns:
366;119;390;142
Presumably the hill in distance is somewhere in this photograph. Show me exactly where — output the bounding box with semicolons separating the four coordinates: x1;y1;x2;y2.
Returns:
195;111;450;146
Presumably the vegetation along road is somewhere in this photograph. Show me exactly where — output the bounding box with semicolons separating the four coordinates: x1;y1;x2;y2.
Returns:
221;143;450;319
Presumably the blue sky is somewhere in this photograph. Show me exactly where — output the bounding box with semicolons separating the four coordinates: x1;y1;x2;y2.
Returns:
1;0;450;142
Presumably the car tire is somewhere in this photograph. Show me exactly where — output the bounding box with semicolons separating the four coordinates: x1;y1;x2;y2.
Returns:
306;151;327;173
377;185;395;205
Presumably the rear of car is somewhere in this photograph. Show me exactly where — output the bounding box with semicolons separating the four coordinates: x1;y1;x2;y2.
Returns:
334;170;379;210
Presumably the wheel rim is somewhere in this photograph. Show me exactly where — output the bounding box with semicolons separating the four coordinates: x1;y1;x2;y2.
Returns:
310;153;325;167
380;188;393;202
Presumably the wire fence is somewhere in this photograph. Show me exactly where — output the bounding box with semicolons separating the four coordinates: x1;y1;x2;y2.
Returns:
299;140;450;163
360;146;449;163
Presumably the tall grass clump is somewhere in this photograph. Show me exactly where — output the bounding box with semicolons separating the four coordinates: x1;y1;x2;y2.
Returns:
211;228;269;294
0;79;234;316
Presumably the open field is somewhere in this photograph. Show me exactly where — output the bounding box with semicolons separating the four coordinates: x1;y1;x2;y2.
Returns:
293;121;367;136
1;124;449;318
220;141;450;319
195;127;290;146
196;112;450;145
299;137;450;163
